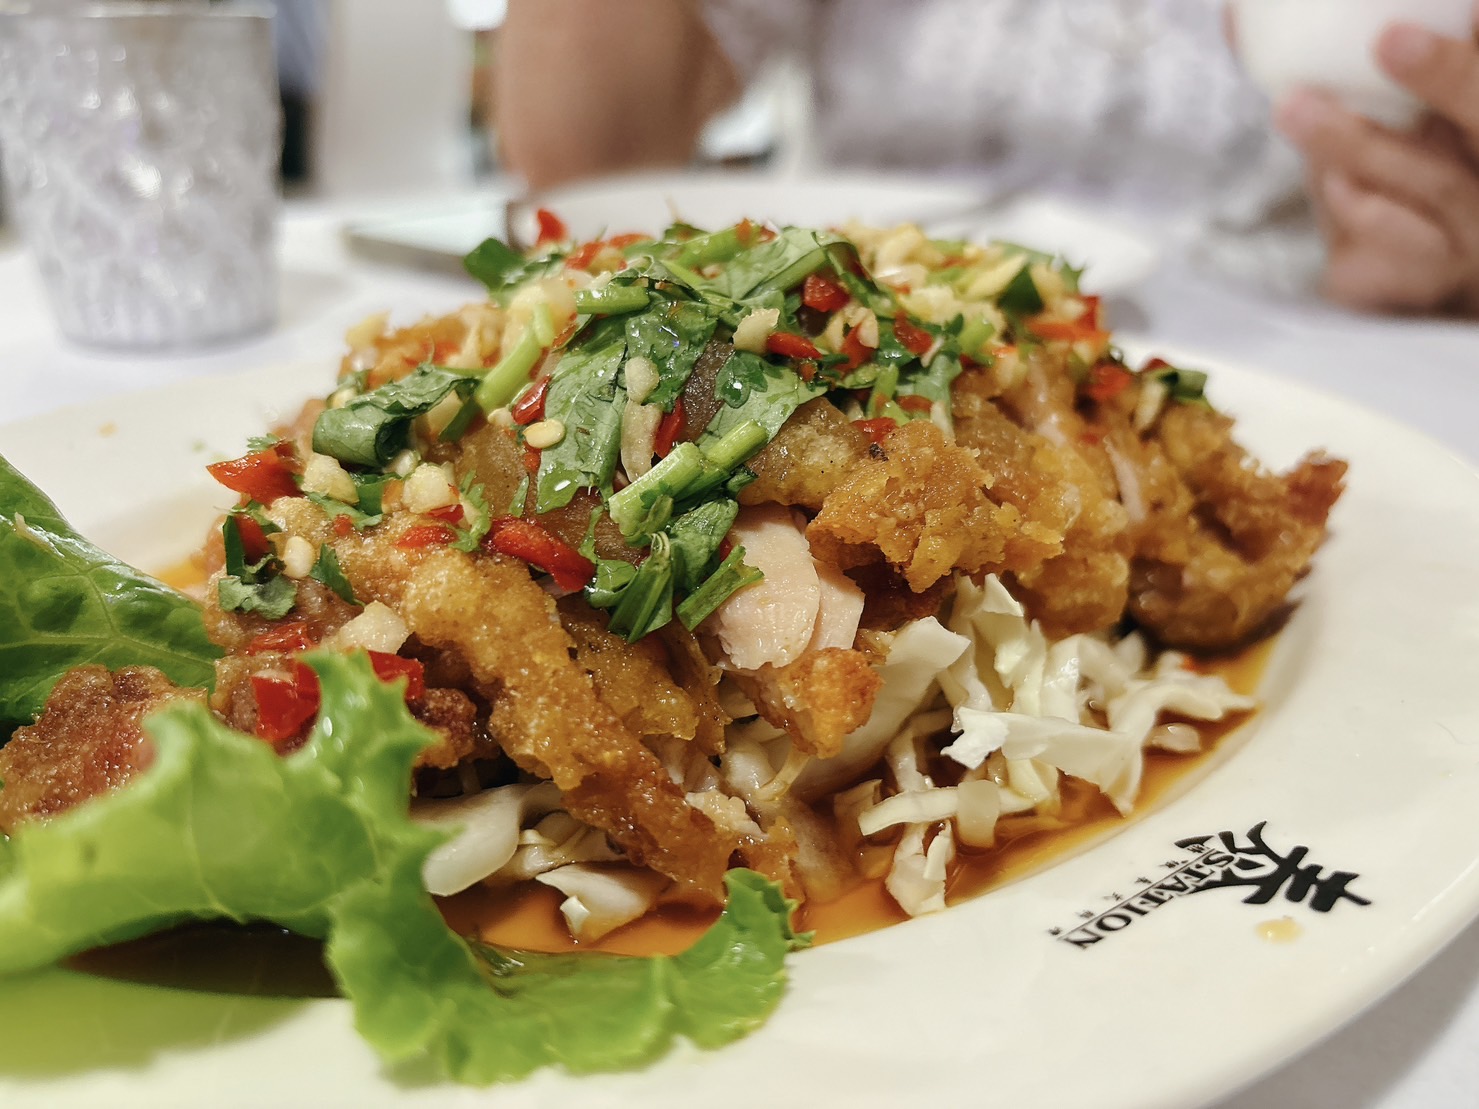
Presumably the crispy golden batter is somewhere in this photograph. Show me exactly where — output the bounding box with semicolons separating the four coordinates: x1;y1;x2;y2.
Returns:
733;648;883;759
0;666;203;832
740;398;871;511
372;543;753;901
807;419;1029;591
1128;403;1347;648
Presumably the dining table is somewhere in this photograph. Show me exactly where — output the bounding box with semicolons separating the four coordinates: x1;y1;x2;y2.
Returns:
1;177;1477;1108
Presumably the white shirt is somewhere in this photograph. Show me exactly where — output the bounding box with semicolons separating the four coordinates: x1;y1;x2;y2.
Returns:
702;0;1320;287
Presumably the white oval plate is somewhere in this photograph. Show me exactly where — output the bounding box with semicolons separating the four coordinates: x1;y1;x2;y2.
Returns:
2;352;1479;1108
347;170;1161;295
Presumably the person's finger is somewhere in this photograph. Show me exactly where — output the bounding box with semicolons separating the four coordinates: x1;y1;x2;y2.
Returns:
1375;22;1479;139
1275;88;1479;234
1316;171;1462;311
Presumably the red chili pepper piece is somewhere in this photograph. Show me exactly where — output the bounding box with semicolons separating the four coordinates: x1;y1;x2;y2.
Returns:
534;207;568;246
1028;317;1110;343
208;448;299;505
766;331;824;361
801;271;851;313
1083;362;1135;403
606;232;648;249
332;514;353;538
234;514;273;563
246;620;318;656
510;377;550;426
839;326;871;372
424;503;466;526
395;524;458;550
251;666;320;744
896;394;933;414
564;239;604;271
854;416;898;445
653;397;687;459
892;316;934;357
368;651;426;700
485;518;596;592
522;443;542;475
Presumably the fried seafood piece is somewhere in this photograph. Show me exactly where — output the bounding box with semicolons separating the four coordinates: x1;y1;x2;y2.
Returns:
557;597;724;749
990;353;1134;635
339;539;766;902
1128;403;1347;649
0;666;204;832
739;398;871;511
730;648;883;760
806;419;1037;592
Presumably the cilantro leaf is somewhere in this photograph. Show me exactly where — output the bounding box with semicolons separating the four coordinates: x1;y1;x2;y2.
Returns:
313;365;478;470
309;545;359;606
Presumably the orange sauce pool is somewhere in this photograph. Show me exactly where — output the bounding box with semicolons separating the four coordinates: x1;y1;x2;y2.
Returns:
446;641;1271;958
145;551;1271;967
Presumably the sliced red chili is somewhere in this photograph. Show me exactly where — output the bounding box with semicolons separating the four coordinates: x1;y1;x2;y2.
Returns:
522;443;542;475
606;232;648;249
485;518;596;591
653;397;687;459
246;621;318;656
892;316;934;357
534;207;568;246
332;514;354;538
1083;362;1135;403
395;524;458;550
801;271;851;313
766;331;824;361
510;378;550;426
235;514;273;563
839;326;872;372
854;417;898;445
564;239;604;271
424;503;466;526
251;665;320;744
207;448;299;505
368;652;426;700
1028;317;1110;344
896;394;933;414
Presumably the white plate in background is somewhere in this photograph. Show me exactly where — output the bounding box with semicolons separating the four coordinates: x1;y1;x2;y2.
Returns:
346;170;1161;294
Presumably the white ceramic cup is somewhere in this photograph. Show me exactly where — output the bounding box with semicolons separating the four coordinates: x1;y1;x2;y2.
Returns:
1233;0;1474;128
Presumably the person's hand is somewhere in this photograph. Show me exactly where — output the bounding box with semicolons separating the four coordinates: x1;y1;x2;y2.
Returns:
1273;12;1479;315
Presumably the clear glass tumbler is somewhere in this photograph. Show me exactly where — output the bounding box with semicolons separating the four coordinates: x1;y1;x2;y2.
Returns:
0;2;281;350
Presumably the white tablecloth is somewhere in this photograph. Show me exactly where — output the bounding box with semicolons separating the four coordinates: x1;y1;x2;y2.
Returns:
1;187;1477;1108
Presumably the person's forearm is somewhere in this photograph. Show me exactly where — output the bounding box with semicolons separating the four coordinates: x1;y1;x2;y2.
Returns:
493;0;739;189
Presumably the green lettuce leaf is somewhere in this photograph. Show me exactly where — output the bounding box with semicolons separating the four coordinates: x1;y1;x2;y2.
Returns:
0;651;806;1084
0;454;221;724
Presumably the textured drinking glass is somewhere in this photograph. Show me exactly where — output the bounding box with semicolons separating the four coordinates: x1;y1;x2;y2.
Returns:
0;3;281;350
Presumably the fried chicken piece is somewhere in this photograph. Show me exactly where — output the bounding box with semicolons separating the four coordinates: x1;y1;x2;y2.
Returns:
1128;403;1347;649
807;419;1028;592
0;666;204;832
739;398;871;511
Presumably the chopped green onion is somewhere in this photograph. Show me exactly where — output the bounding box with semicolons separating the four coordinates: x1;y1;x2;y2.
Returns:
701;420;767;473
476;330;543;412
678;545;764;630
674;224;754;268
607;442;704;541
572;285;651;316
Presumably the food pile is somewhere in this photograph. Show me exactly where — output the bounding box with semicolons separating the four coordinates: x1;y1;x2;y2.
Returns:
0;213;1345;1082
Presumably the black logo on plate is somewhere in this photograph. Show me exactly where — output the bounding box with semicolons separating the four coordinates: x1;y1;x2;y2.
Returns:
1049;821;1372;949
